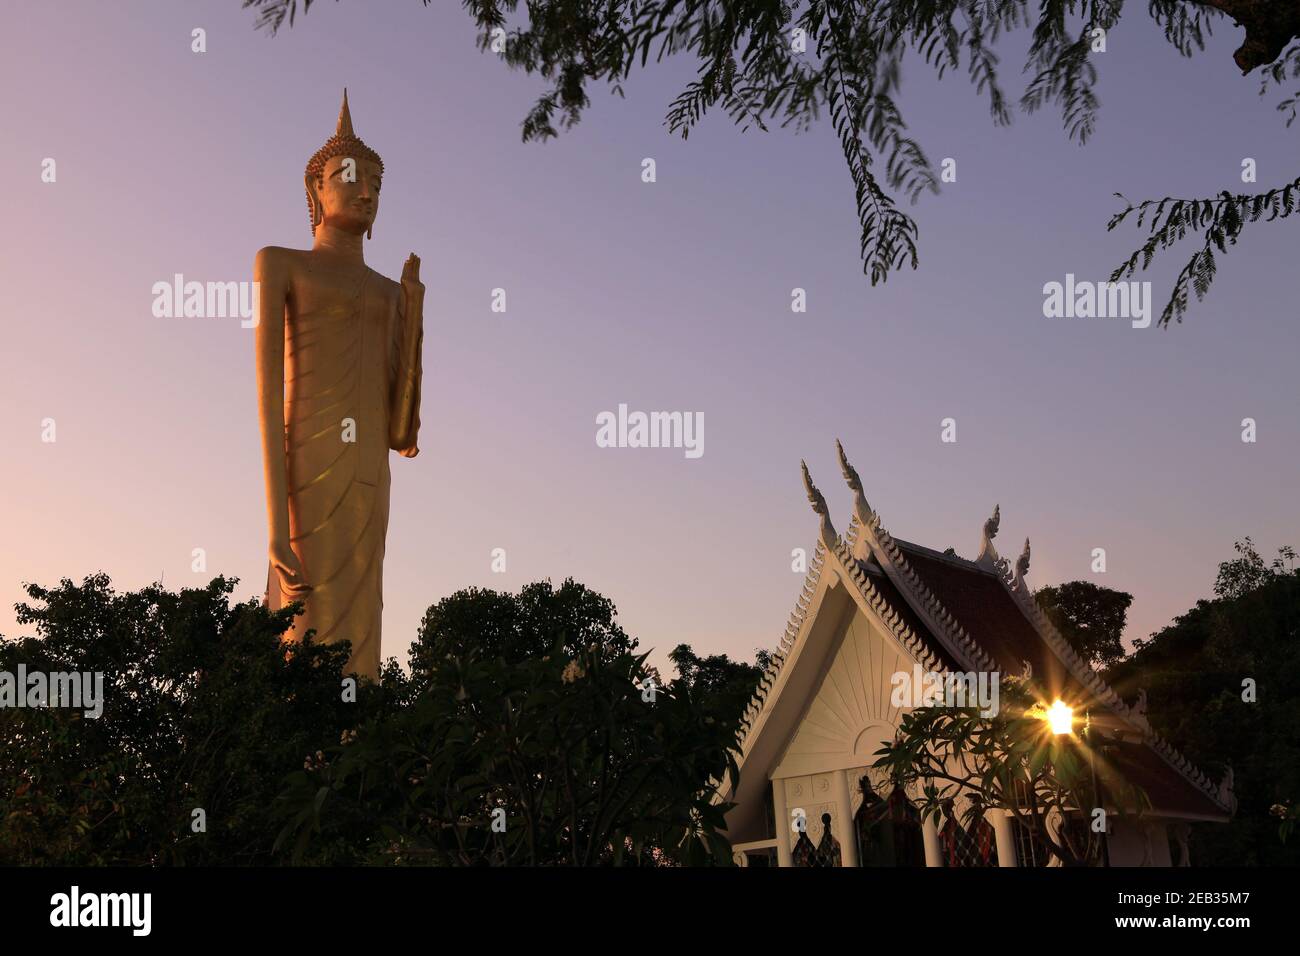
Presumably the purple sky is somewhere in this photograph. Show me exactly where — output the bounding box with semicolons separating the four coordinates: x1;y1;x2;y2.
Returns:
3;1;1296;673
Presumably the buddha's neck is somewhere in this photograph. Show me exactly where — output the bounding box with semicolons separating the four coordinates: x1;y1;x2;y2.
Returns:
313;224;366;263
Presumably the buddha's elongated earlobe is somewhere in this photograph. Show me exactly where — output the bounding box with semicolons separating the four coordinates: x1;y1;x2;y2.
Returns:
304;174;324;235
366;224;373;240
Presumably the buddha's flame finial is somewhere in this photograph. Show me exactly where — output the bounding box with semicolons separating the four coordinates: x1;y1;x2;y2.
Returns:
338;88;355;138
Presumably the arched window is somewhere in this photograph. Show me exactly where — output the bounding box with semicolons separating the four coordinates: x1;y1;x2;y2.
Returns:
854;778;925;867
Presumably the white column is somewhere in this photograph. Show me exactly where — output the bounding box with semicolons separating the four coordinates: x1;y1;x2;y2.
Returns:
922;813;943;867
991;810;1018;867
771;778;792;868
834;770;859;867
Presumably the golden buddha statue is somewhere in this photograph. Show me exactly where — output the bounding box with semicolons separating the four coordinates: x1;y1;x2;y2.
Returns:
255;90;423;680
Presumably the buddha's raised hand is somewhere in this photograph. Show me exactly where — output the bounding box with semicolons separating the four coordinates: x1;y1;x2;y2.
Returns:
401;253;424;304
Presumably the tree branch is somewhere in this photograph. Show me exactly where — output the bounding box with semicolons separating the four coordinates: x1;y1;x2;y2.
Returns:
1187;0;1300;72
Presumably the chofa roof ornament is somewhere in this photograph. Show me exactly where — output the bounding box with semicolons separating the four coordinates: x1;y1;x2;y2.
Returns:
801;460;837;549
977;504;1001;567
1013;538;1031;589
836;439;874;527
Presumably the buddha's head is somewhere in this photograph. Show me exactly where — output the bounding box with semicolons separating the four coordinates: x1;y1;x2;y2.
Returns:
304;89;385;237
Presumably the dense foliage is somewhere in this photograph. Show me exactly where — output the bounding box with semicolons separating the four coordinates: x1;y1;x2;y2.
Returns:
0;576;743;865
276;581;740;865
668;642;768;729
0;574;385;864
1105;539;1300;865
1035;579;1133;669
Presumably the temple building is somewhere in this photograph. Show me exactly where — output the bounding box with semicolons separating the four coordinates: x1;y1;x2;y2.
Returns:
721;442;1235;867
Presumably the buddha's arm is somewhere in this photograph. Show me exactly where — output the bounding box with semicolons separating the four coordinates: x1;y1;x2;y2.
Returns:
254;247;309;593
390;253;424;456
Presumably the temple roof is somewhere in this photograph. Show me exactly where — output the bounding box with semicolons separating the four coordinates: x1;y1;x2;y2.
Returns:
724;442;1234;825
891;541;1079;701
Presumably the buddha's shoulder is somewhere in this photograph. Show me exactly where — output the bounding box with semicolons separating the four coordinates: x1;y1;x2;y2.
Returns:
254;245;310;272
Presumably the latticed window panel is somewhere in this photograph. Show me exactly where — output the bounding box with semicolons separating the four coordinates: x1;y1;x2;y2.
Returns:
939;814;998;867
813;812;843;867
854;778;925;867
792;812;842;866
792;830;817;867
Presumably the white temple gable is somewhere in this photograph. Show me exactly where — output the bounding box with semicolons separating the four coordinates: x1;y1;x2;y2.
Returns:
773;604;915;779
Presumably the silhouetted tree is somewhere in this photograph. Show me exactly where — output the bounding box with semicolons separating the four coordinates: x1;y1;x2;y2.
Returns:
1035;580;1133;670
275;580;739;865
1212;536;1297;600
1106;539;1300;864
667;642;769;730
0;574;393;864
1;575;738;866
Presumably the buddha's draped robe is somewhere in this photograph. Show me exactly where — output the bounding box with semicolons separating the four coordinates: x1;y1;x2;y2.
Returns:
266;269;413;679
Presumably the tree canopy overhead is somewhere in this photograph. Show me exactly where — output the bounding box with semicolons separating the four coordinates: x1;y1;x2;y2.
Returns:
246;0;1300;325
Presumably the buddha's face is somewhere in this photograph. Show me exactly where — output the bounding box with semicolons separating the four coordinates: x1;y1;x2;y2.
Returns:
310;155;382;235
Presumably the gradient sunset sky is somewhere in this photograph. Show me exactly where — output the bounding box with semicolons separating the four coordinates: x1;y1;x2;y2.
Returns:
2;1;1296;672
